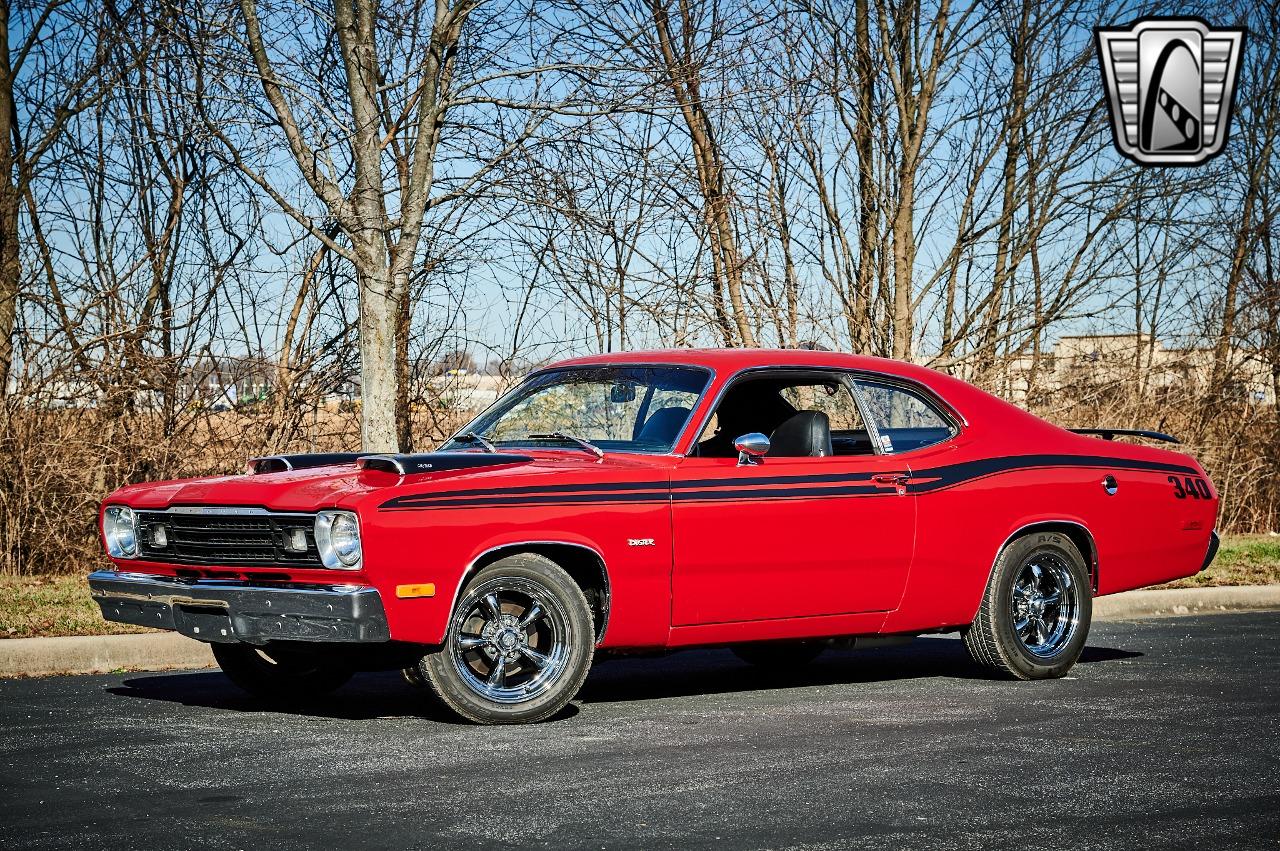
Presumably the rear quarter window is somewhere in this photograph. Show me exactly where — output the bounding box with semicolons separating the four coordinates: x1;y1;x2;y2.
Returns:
854;379;955;453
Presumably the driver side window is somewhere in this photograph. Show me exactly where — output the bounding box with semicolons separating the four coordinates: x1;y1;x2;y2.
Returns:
695;373;874;458
778;384;862;432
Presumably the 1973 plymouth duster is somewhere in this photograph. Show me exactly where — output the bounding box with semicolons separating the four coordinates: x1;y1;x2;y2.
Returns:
89;349;1220;723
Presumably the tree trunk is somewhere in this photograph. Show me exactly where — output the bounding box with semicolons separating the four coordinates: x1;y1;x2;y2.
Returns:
395;278;413;452
0;184;18;398
979;0;1029;370
337;0;403;452
356;262;399;452
648;0;755;347
852;0;876;354
889;179;913;360
1211;150;1269;398
0;1;18;397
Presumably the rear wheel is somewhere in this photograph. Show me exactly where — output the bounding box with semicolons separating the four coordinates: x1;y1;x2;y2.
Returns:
212;643;353;700
732;640;824;670
416;554;595;724
963;531;1092;679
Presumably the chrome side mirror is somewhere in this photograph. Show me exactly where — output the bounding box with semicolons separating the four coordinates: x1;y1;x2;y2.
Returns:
734;433;770;466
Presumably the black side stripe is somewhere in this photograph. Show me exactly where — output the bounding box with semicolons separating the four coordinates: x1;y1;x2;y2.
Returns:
381;470;873;508
378;453;1199;511
382;485;885;511
908;453;1199;494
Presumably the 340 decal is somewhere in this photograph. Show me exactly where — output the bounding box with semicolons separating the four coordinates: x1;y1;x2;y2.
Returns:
1169;475;1211;500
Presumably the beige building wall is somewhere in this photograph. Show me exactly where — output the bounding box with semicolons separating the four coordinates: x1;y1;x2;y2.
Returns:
1001;334;1275;405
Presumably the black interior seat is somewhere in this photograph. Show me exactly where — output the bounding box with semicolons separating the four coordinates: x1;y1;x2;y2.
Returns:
637;406;690;446
769;410;833;457
696;382;798;457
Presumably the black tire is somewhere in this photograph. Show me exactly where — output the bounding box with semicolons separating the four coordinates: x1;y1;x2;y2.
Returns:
963;530;1092;679
416;553;595;724
211;643;354;700
731;640;824;670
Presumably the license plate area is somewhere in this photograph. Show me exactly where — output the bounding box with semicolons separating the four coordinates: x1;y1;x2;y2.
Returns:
172;603;236;643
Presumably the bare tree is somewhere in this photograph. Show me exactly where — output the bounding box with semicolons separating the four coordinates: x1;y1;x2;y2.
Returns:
645;0;756;346
1211;4;1280;401
874;0;967;359
0;0;117;397
214;0;467;451
192;0;605;450
5;0;1280;579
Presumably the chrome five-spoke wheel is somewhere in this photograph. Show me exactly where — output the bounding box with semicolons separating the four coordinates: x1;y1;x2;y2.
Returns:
416;553;596;724
1010;554;1080;658
450;577;572;703
964;531;1092;679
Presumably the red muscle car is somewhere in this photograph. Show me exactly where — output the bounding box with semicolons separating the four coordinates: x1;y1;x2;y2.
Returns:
90;348;1220;723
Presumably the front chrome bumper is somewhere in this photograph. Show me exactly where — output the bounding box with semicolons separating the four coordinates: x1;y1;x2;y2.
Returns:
87;570;390;645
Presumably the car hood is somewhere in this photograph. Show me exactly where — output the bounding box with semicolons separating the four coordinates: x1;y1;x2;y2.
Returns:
106;450;676;514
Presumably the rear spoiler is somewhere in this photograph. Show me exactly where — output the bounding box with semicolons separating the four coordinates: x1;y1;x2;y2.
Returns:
1068;428;1180;444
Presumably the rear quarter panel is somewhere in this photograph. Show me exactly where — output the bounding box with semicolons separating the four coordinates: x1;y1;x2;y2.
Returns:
880;438;1217;634
1089;457;1218;594
874;369;1217;634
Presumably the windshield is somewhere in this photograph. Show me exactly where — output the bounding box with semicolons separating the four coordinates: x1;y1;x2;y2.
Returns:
444;365;711;455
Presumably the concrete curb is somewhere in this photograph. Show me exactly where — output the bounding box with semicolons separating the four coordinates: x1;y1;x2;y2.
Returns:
1;586;1277;678
0;633;214;678
1093;585;1280;621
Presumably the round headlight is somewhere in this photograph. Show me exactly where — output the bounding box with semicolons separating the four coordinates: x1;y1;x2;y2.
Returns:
103;505;138;558
315;510;362;569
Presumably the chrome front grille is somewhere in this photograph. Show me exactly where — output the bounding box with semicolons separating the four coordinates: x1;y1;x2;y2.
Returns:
134;510;322;568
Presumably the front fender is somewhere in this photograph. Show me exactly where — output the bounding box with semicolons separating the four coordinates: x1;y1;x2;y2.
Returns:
361;501;671;647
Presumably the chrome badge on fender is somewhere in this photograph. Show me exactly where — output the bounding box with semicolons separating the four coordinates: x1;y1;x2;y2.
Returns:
1095;17;1245;166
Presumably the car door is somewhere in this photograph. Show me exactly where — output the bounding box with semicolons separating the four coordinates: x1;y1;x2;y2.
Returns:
669;371;917;626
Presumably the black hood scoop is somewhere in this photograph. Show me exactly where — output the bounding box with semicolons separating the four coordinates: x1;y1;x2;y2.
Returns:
246;452;373;474
357;452;533;476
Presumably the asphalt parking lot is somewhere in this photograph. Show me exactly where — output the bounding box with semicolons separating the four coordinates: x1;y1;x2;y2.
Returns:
1;612;1278;850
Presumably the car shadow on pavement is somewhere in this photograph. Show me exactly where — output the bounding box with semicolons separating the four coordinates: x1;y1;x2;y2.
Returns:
107;637;1141;721
576;637;1142;704
109;671;475;723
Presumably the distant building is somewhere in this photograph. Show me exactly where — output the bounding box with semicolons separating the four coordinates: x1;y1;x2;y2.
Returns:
1002;334;1275;405
428;372;507;411
178;356;275;410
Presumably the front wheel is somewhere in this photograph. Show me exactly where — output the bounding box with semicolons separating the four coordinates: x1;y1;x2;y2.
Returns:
212;643;353;700
963;531;1092;679
416;554;595;724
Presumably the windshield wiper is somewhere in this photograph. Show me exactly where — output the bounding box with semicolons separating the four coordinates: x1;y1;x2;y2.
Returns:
527;431;604;460
453;432;497;453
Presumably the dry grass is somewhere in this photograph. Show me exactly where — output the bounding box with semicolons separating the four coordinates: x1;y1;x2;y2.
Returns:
2;536;1275;640
0;380;1274;638
0;401;474;577
1;380;1276;580
1158;535;1280;589
0;574;156;639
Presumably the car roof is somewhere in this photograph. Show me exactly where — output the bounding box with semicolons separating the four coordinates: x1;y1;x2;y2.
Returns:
533;348;1191;464
548;347;939;381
